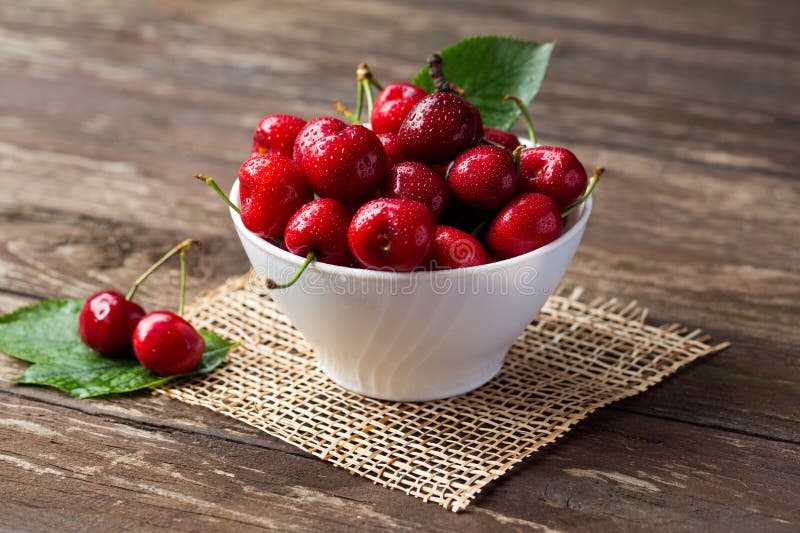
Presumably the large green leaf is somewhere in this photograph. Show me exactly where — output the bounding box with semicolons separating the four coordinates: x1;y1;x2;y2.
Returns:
412;36;554;131
0;299;236;398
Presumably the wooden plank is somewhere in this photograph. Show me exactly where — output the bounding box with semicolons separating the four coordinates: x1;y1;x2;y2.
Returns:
0;390;797;532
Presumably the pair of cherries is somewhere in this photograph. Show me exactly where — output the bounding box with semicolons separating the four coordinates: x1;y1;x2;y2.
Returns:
200;54;600;285
77;240;205;376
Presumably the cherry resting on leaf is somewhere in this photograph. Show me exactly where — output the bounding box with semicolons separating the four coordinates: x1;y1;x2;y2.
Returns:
251;114;306;158
348;198;436;271
77;239;198;357
133;311;205;376
385;161;450;219
371;82;427;134
238;153;313;240
300;122;387;205
78;291;144;357
132;239;205;376
428;226;487;269
447;144;517;210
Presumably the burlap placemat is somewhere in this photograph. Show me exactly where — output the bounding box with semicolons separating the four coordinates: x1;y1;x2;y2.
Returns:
157;274;728;512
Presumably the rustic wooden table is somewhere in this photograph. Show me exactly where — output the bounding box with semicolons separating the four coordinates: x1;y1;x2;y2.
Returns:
1;1;798;531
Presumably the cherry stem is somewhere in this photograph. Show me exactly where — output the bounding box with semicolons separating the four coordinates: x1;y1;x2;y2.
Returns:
356;64;376;117
362;79;375;117
355;80;364;121
333;100;360;124
126;239;199;301
512;145;525;176
503;95;536;146
470;218;489;237
427;53;456;94
266;251;315;290
178;248;187;316
194;174;240;214
194;173;285;247
561;167;604;218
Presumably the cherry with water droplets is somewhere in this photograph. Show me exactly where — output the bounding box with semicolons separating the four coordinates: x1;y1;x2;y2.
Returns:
428;226;487;269
486;193;562;259
238;153;313;240
370;82;427;134
348;198;435;271
518;146;588;209
251;114;306;158
448;145;517;210
398;92;480;164
284;198;354;266
377;132;406;168
292;116;347;166
300;124;387;205
385;161;449;219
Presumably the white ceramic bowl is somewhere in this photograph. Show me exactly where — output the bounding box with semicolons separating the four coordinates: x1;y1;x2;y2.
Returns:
230;183;591;401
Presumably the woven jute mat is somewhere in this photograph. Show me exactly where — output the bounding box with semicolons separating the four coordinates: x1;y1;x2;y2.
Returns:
157;274;728;512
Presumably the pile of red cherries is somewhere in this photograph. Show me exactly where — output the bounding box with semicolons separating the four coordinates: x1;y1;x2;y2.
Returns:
206;56;600;284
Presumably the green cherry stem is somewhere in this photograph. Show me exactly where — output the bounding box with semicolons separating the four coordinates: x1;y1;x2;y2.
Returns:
178;248;187;316
266;251;315;289
470;218;490;237
126;239;199;301
362;79;375;117
561;167;604;218
512;145;525;176
333;100;360;124
194;173;284;247
354;79;364;121
356;63;377;118
503;95;537;146
194;174;240;214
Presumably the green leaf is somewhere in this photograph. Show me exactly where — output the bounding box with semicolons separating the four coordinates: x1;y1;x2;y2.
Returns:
412;35;554;131
0;299;236;398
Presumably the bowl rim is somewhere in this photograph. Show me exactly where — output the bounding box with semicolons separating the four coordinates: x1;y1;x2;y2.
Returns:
230;179;592;280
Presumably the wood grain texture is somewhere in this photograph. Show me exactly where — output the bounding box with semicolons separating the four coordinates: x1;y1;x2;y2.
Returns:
1;0;798;530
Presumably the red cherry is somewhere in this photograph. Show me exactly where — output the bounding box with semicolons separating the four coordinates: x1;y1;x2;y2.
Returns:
428;226;487;269
484;128;520;152
348;198;435;271
398;92;480;164
238;154;313;240
301;124;387;205
385;161;449;219
284;198;354;266
487;193;562;259
251;114;306;158
518;146;588;209
370;83;427;134
464;99;485;145
78;290;145;357
292;116;347;166
377;132;406;168
132;311;205;376
448;145;518;210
